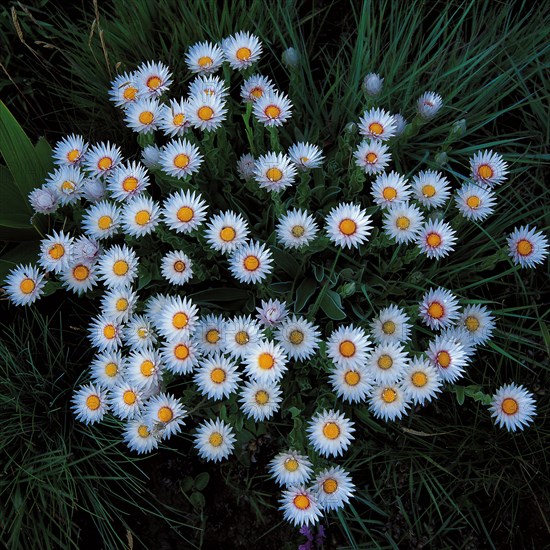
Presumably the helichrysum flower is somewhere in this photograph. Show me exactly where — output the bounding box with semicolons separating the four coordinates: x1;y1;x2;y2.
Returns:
52;133;88;166
71;383;109;425
97;244;139;289
29;185;60;214
417;91;443;119
109;383;145;420
328;363;372;404
470;150;508;187
456;304;496;346
160;250;193;285
46;166;85;205
194;353;241;400
401;357;443;405
371;171;411;208
124;314;157;350
228;241;273;284
239;379;283;421
268;449;313;487
143;393;186;440
358;107;396;141
393;113;407;136
236;153;256;180
156;296;199;341
107;161;150;202
488;383;536;432
419;287;460;330
225;314;263;360
370;304;413;345
275;315;321;361
193;314;227;356
126;349;164;392
506;225;548;268
368;383;411;421
354;139;391;174
84;142;123;178
455;183;497;221
253;90;293;127
366;342;409;385
82;200;121;240
38;230;75;274
256;298;288;327
135;60;173;97
194;418;236;462
279;486;322;527
326;325;372;369
325;202;373;249
311;466;356;511
90;350;126;389
159;138;203;179
288;142;324;170
60;261;98;295
244;339;288;383
108;72;141;109
124;97;162;134
186;92;227;132
382;202;425;244
222;31;262;70
88;315;124;352
185;40;224;74
417;219;457;260
100;286;137;322
306;409;355;458
121;195;161;237
160;338;201;375
254;152;297;192
123;417;160;454
275;208;319;249
426;335;467;383
362;72;384;96
162;189;208;234
241;74;275;103
141;144;162;169
82;177;107;202
158;98;191;137
204;210;250;254
4;264;46;306
188;74;228;100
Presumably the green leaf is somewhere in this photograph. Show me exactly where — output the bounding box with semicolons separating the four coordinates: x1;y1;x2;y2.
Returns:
454;385;465;406
189;491;205;509
0;241;41;282
320;290;346;320
193;472;210;491
270;247;300;277
295;278;317;312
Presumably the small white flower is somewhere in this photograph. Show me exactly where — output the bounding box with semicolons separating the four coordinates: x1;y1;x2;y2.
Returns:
29;185;59;214
275;315;321;361
106;161;150;202
411;170;451;209
193;314;227;356
124;97;162;134
417;91;443;119
419;287;460;330
275;208;318;249
416;219;457;260
287;142;324;170
71;237;101;265
189;74;228;100
470;150;508;187
162;189;208;234
455;183;497;221
160;338;201;375
382;202;425;244
185;40;224;74
159;138;203;180
362;72;383;96
82;177;107;202
253;90;293;127
279;486;322;528
126;349;164;392
370;304;412;344
401;356;443;405
225;315;264;360
371;171;411;208
186;92;227;132
88;314;124;352
488;383;536;432
240;74;275;103
358;107;396;141
108;72;141;108
143;393;186;440
84;142;123;178
368;383;411;421
160;250;193;285
158;98;191;137
81;200;121;240
157;296;199;341
239;379;282;421
109;383;145;420
71;383;109;425
426;335;467;383
255;298;288;327
60;261;98;295
141;144;162;169
194;353;241;400
99;286;137;322
311;466;355;511
366;342;409;385
3;264;46;306
354;139;391;175
326;325;372;369
243;340;288;383
222;31;262;70
90;350;126;389
96;244;139;289
135;60;173;97
120;195;161;237
306;409;355;458
506;225;548;268
228;241;273;284
254;152;297;192
38;230;74;274
456;304;496;346
328;363;372;404
45;166;85;205
123;417;160;454
204;210;250;254
325;202;373;249
237;153;256;180
194;418;236;462
268;449;313;487
52;133;88;166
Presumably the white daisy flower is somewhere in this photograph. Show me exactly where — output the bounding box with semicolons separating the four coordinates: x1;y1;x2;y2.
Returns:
311;466;355;512
328;363;372;404
108;72;141;108
288;142;324;171
254;152;297;192
185;40;224;74
253;90;293;127
162;189;208;234
455;183;497;221
393;113;407;136
90;350;126;389
52;133;88;166
186;92;227;132
236;153;256;180
456;304;496;346
124;315;157;350
87;314;123;352
488;383;536;432
239;379;282;421
157;296;198;340
143;393;186;440
123;417;160;454
228;241;273;284
72;236;101;265
325;202;373;249
81;200;121;240
143;293;171;325
371;171;411;208
45;166;85;205
417;91;443;119
204;210;250;254
60;261;98;295
126;349;164;392
417;218;458;260
370;304;412;345
99;286;137;322
82;176;107;202
368;383;411;421
124;97;161;134
359;107;396;141
268;449;313;487
106;161;150;202
29;185;59;214
470;150;508;187
97;244;139;289
225;315;263;360
383;202;425;244
275;315;321;361
83;142;123;178
419;287;460;330
71;383;109;425
158;98;191;137
256;298;288;327
326;325;372;369
141;144;162;169
307;409;355;458
275;208;319;249
194;353;240;400
194;418;236;462
244;339;288;383
160;250;193;285
3;264;46;307
366;342;408;385
189;74;228;100
426;335;467;383
401;357;443;405
354;139;391;175
411;170;451;209
279;486;322;528
160;338;201;375
38;230;74;274
193;314;227;356
506;225;548;268
109;383;145;420
135;60;173;97
222;31;262;69
362;72;383;96
240;74;275;103
160;138;203;179
120;195;161;237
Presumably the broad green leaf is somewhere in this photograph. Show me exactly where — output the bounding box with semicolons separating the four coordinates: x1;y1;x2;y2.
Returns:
295;277;317;312
0;241;41;282
270;247;300;277
320;289;347;320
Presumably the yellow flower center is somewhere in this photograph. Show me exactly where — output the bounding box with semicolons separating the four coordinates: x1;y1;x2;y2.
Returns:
501;397;518;415
123;86;138;100
103;325;116;339
135;210;151;226
177;206;194;222
264;105;281;119
198;106;214;121
516;239;533;256
123;176;138;192
291;225;305;237
322;422;340;439
466;195;481;209
366;152;378;164
236;46;252;61
67;149;80;162
98;215;112;230
235;331;250;345
426;233;442;247
411;371;427;387
62;180;75;192
138;111;154;125
172;312;189;329
173;113;185;126
147;76;162;90
428;302;444;319
377;354;393;370
73;264;89;281
244;255;260;271
464;316;480;332
210;367;226;384
382;187;397;201
339;218;357;236
173;260;186;272
174;153;190;169
86;395;100;410
255;390;269;405
174;344;189;359
205;329;220;344
137;425;150;438
284;458;299;472
369;122;384;135
209;432;223;447
382;320;396;334
437;351;451;368
105;362;118;377
158;406;173;423
339;340;356;358
19;278;35;294
293;495;311;510
113;260;129;276
198;55;213;67
116;298;128;311
140;360;155;377
382;388;397;403
477;164;493;180
250;87;263;98
289;329;304;345
258;352;275;370
137;327;148;339
323;479;338;494
266;167;283;181
344;370;360;386
422;184;436;197
123;390;137;405
98;157;112;171
220;226;236;242
396;216;410;230
300;156;309;163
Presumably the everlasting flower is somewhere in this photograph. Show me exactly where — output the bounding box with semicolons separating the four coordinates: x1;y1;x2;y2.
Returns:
222;31;262;70
185;40;224;74
416;219;457;260
194;418;236;462
109;383;145;420
45;166;85;205
239;379;283;421
306;409;355;458
188;74;228;100
244;339;288;383
419;287;460;330
354;139;391;174
455;183;497;221
60;261;98;295
426;335;467;383
82;200;121;240
325;202;373;249
401;357;443;405
236;153;256;180
382;202;425;244
311;466;355;511
370;304;413;345
256;298;288;327
288;142;324;171
29;185;59;214
506;225;548;268
225;314;263;360
123;417;160;454
108;72;141;108
135;60;173;97
254;152;297;192
143;393;186;440
97;244;139;289
488;383;536;432
275;315;321;361
141;144;162;169
253;90;293;127
120;195;161;237
358;107;396;141
158;98;191;137
371;171;411;208
470;150;508;187
241;74;275;103
186;92;227;132
368;383;411;421
71;237;101;266
417;91;443;119
194;353;241;400
38;230;74;274
326;325;372;369
162;189;208;234
3;264;46;306
275;208;319;249
228;241;273;284
157;295;199;341
90;350;126;389
204;210;250;254
366;342;409;385
159;138;203;179
362;72;384;96
193;314;227;356
160;338;201;375
124;97;162;134
126;349;164;392
88;315;124;352
268;449;313;487
328;364;372;404
52;133;88;166
107;161;150;202
160;250;193;285
124;314;157;350
71;383;109;425
279;486;322;527
99;286;137;322
411;170;451;209
456;304;496;346
84;142;122;178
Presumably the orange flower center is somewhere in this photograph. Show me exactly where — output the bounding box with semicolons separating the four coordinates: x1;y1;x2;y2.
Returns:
344;370;360;386
477;164;493;180
382;187;397;201
339;340;356;357
147;76;162;90
366;152;378;163
382;388;397;403
123;390;137;405
250;87;263;98
173;260;185;272
377;354;393;370
98;215;112;230
323;479;338;494
116;298;128;311
140;360;155;377
339;218;357;236
236;47;252;60
396;216;410;230
264;105;281;118
209;432;223;447
123;176;138;191
291;225;305;237
86;395;101;410
73;264;89;281
411;372;427;387
501;397;518;415
123;86;138;100
137;425;150;438
428;302;444;319
198;55;213;67
382;320;396;334
158;406;173;423
172;312;189;329
258;353;275;370
369;122;384;135
174;344;189;359
426;233;442;247
198;106;214;121
322;422;340;439
135;210;151;225
113;260;129;276
266;167;283;181
177;206;194;222
220;227;236;242
255;390;269;405
48;243;65;259
205;329;220;344
103;325;116;339
67;149;80;162
98;157;112;171
284;458;299;472
174;153;190;169
105;362;118;377
138;111;154;125
422;184;436;197
437;351;451;368
516;239;533;256
173;113;185;126
244;255;260;271
293;495;311;510
289;329;304;345
466;195;481;209
210;367;226;384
